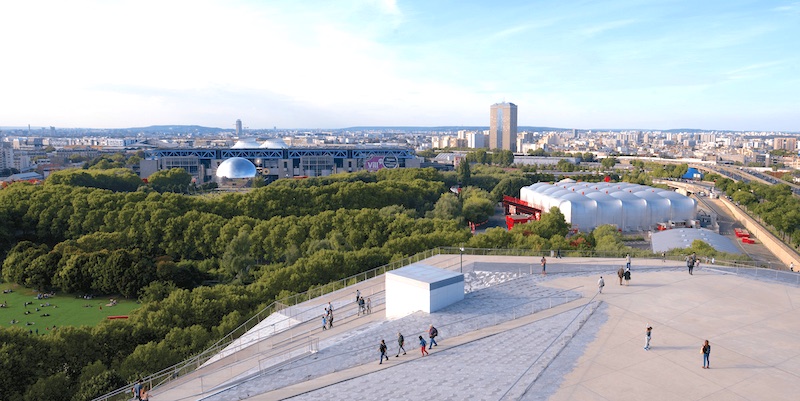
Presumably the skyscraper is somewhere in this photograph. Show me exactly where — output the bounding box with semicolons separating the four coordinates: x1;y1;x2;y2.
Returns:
235;119;243;136
489;102;517;152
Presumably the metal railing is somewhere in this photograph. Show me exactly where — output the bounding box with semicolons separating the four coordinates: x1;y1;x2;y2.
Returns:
704;264;800;286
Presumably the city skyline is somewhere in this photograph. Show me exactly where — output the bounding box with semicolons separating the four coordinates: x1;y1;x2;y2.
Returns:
1;0;798;131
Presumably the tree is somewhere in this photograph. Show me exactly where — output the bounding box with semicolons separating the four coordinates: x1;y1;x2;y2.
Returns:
465;149;489;164
592;224;625;253
25;252;61;290
534;207;571;239
490;176;533;202
24;372;73;401
456;160;471;185
148;168;192;193
72;366;126;401
2;241;50;284
732;191;758;208
46;168;142;192
220;227;255;281
601;157;617;169
462;196;494;224
555;159;576;172
432;193;462;220
491;149;514;166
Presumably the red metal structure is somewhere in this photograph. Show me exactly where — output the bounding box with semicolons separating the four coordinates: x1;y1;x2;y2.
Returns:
502;195;542;230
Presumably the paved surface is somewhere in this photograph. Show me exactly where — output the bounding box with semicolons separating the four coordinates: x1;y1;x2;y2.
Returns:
155;256;800;401
699;196;784;268
544;267;800;401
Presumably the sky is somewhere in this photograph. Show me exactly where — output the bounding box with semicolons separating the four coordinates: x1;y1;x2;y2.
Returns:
1;0;798;131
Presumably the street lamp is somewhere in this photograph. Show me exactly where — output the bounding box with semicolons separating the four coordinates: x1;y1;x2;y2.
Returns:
459;246;465;273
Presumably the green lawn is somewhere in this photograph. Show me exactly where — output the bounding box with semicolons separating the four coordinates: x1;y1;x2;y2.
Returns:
0;283;140;332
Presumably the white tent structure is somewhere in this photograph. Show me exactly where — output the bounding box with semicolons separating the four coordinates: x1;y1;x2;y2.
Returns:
231;138;262;149
519;181;697;232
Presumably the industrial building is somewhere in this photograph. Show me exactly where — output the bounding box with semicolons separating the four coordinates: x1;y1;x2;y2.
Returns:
517;179;697;232
139;139;419;183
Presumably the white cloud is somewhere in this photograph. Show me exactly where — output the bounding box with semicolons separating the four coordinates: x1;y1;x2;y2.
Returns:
0;0;797;130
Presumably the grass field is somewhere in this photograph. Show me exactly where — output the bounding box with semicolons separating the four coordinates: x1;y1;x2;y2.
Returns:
0;283;140;331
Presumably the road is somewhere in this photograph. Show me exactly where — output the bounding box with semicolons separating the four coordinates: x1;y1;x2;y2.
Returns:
695;194;784;268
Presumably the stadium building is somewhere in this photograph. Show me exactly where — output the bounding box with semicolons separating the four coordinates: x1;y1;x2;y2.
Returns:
513;179;697;232
139;139;419;183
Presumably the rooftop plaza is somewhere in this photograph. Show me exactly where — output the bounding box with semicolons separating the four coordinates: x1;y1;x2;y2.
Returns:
143;254;800;401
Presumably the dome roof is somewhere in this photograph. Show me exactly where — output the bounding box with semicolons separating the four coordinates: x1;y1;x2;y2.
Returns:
231;139;261;149
216;157;257;179
259;138;289;149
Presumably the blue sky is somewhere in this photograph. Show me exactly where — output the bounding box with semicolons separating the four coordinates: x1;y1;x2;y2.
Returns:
1;0;798;130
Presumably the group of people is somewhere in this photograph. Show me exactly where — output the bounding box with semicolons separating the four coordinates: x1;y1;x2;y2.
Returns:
357;296;371;316
640;324;711;368
131;379;150;401
615;266;631;286
379;325;439;364
352;289;372;316
322;302;334;330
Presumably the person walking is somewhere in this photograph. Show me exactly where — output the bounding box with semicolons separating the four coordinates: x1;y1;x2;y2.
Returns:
140;386;150;401
597;276;605;294
328;310;334;329
328;301;333;313
540;256;547;275
617;267;625;285
132;379;143;401
626;254;632;269
358;297;365;316
419;335;429;356
662;251;666;262
623;267;631;285
321;314;327;331
379;339;390;364
355;289;360;303
702;340;711;368
687;255;695;275
366;297;372;314
396;332;406;357
428;325;439;349
644;324;653;350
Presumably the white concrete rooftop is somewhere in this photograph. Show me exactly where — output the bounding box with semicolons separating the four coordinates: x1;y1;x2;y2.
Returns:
153;255;800;401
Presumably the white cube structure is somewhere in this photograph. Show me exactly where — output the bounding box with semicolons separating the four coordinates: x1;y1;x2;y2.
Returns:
385;263;465;318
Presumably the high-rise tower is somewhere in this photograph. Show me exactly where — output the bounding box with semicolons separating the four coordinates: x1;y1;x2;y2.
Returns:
489;102;517;152
235;119;243;136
